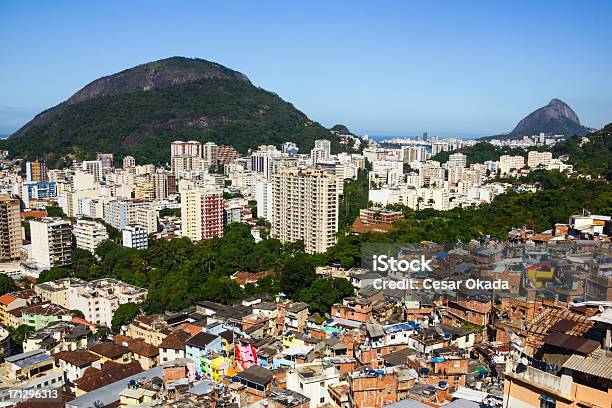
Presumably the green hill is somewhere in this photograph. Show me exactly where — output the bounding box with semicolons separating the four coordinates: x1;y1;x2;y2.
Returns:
552;123;612;179
2;57;342;166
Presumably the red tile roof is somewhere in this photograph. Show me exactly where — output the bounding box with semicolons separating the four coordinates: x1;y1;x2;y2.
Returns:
113;335;158;358
351;216;393;234
0;293;16;305
89;342;131;359
74;360;143;392
230;271;273;286
158;330;191;350
54;350;100;367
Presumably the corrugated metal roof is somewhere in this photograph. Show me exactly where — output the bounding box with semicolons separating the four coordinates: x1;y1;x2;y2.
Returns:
590;308;612;325
562;352;612;380
549;319;578;333
542;332;600;354
366;323;385;338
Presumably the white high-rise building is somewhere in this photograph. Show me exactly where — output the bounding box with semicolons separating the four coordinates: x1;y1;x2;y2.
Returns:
402;146;427;163
135;206;158;234
82;160;104;182
202;142;218;166
122;224;148;250
122;156;136;169
250;145;281;179
30;218;72;267
448;152;467;168
104;199;150;230
171;140;202;157
74;219;108;254
272;168;338;253
527;151;553;169
255;179;273;222
171;140;203;176
310;147;328;165
499;155;525;175
314;139;331;157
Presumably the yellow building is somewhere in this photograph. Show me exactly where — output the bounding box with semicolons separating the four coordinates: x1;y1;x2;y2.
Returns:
202;355;233;383
281;332;305;349
119;387;158;406
0;293;26;327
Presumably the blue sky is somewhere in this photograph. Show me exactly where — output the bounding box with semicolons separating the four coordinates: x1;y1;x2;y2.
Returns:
1;0;611;136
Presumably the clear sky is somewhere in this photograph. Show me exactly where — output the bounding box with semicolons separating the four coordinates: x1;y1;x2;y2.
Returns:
1;0;611;137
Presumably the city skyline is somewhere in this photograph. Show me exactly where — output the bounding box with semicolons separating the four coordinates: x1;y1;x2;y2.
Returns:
1;0;612;136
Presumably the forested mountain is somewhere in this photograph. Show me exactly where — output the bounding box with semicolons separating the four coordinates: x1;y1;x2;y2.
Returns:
2;57;342;166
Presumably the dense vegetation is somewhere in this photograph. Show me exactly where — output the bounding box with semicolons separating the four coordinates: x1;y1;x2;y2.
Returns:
36;224;354;319
111;303;140;332
339;169;370;227
553;123;612;179
0;274;17;296
2;60;345;166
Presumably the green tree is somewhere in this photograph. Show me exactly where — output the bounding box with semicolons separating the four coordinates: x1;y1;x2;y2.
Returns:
111;303;140;332
0;274;17;296
8;324;34;351
70;310;85;319
297;278;354;315
45;204;67;218
36;267;73;283
279;252;316;297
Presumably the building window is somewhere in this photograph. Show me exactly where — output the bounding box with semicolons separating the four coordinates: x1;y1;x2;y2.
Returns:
540;395;556;408
320;397;325;403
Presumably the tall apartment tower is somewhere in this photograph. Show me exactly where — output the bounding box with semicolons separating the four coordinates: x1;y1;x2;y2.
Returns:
255;179;273;222
314;139;331;157
30;217;72;267
122;155;136;169
122;224;148;250
171;141;203;176
152;172;177;199
250;145;281;179
202;142;218;167
96;153;114;168
527;151;553;169
447;152;467;168
82;160;104;182
0;195;21;261
26;160;48;182
272;168;339;253
74;219;108;254
181;188;224;241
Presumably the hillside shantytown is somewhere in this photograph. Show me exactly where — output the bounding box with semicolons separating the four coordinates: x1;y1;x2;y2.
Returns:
0;110;611;408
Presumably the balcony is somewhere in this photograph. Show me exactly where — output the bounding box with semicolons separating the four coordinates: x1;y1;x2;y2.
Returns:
505;360;572;399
